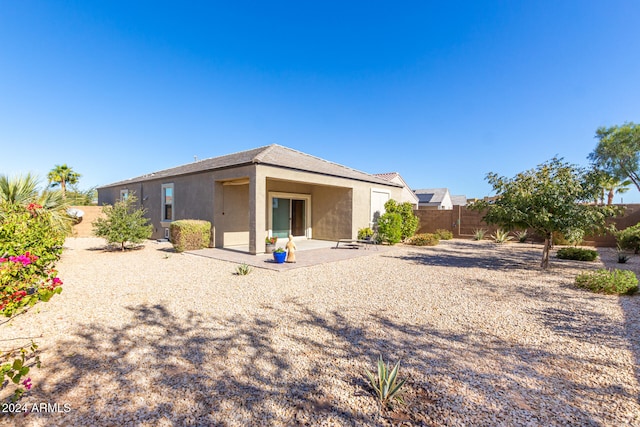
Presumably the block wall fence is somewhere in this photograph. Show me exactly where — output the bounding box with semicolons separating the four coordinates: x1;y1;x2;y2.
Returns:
413;204;640;247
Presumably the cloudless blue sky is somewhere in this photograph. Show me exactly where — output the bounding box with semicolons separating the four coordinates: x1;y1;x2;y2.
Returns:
1;1;639;201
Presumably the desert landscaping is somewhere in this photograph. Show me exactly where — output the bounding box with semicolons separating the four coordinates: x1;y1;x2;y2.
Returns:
1;238;639;426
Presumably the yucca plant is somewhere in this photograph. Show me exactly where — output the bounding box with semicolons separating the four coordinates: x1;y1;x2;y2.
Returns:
235;263;252;275
364;355;406;409
472;228;487;241
491;228;513;243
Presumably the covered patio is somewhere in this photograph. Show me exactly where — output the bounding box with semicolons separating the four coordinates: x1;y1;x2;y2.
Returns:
187;239;395;271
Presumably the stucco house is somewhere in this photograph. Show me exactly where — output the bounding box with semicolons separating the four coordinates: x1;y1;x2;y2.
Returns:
373;172;419;209
97;144;403;254
414;188;453;210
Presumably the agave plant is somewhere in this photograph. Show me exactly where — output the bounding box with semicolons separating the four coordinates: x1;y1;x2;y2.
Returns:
473;228;487;241
365;355;406;409
235;263;252;275
514;230;528;243
491;228;513;243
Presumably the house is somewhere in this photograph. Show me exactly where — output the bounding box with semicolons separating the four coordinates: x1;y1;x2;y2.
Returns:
414;188;453;210
97;144;404;254
373;172;419;209
450;195;467;207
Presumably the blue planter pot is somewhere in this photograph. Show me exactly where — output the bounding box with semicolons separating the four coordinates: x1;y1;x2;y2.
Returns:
273;251;286;263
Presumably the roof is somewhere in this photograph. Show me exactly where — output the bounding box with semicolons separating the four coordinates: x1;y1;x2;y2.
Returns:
99;144;402;188
414;188;450;204
450;195;467;206
375;172;419;203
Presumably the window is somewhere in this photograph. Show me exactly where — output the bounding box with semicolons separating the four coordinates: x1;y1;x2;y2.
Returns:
162;184;174;221
120;189;129;201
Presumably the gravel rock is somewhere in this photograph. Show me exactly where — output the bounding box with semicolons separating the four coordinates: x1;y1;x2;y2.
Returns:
1;238;638;426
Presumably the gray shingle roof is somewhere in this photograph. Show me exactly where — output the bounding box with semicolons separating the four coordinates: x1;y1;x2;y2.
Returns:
414;188;449;204
450;195;467;206
99;144;401;188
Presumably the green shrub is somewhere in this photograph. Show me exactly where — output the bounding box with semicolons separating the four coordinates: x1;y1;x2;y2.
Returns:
383;200;418;241
473;228;487;241
553;229;584;246
616;223;640;254
170;219;211;252
92;195;152;251
434;229;453;240
408;233;439;246
357;227;374;240
377;212;403;245
575;269;638;295
556;247;598;261
0;202;65;270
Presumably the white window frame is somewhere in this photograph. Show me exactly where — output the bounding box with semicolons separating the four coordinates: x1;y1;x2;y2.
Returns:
161;183;174;223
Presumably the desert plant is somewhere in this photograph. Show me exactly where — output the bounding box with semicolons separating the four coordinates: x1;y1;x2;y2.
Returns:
617;252;630;264
92;195;152;251
407;233;439;246
170;220;211;252
491;228;513;243
615;223;640;254
514;230;528;243
556;247;598;261
365;355;406;409
575;269;638;295
274;247;285;253
473;228;487;241
434;229;453;240
235;263;252;275
357;227;374;240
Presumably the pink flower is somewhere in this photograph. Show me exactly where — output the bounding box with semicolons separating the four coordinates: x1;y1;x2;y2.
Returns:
22;378;32;390
0;257;6;263
52;277;62;285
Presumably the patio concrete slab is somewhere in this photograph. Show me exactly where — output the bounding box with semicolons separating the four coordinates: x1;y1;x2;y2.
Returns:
186;243;397;271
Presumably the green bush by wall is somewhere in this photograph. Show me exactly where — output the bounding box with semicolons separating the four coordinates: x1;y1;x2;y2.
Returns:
170;220;211;252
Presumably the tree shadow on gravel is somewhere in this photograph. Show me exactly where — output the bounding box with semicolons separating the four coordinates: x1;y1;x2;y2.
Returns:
5;298;638;426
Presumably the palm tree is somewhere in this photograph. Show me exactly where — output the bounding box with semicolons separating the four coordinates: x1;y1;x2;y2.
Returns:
47;164;81;197
0;173;72;234
601;175;632;205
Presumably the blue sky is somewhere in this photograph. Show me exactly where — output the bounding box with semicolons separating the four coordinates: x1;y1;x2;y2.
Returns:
1;1;639;201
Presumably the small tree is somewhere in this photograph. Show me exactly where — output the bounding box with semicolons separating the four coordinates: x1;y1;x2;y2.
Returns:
93;195;152;251
470;158;618;269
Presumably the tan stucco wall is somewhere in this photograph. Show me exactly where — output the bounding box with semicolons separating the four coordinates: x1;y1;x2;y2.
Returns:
98;162;403;250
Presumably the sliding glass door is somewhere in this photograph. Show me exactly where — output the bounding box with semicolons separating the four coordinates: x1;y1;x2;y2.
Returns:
271;197;307;238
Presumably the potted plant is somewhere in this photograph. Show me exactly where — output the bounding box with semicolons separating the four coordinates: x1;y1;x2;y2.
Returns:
273;247;286;263
265;236;277;253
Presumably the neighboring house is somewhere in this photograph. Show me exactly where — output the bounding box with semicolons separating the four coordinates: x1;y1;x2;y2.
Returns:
97;144;403;254
414;188;453;210
373;172;419;209
450;195;467;207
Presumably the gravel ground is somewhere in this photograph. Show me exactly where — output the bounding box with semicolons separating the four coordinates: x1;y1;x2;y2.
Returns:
1;238;639;426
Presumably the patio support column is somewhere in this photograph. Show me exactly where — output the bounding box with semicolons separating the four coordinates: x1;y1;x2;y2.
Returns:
249;168;266;254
